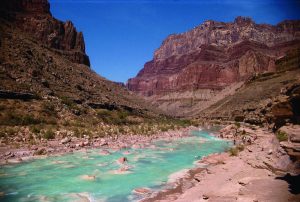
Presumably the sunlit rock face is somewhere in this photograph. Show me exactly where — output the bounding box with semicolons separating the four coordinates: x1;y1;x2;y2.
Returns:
127;17;300;96
0;0;90;66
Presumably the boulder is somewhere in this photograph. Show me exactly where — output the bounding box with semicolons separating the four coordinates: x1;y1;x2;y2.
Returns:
83;141;89;146
132;144;141;149
117;157;127;164
99;150;110;156
133;188;151;195
80;175;96;181
61;137;71;144
270;100;293;129
278;125;300;161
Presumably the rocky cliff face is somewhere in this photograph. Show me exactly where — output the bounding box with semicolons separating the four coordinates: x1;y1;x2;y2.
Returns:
0;0;90;66
127;17;300;96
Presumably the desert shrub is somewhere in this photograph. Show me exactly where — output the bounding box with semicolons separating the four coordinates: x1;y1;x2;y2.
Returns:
1;113;22;125
62;120;71;126
276;130;288;142
34;148;46;155
125;116;143;124
61;96;75;107
0;127;17;138
45;117;57;125
229;144;244;156
18;83;30;91
229;147;239;156
6;127;18;136
30;125;41;134
70;120;85;127
214;120;221;125
234;122;241;128
97;109;111;118
97;109;133;125
42;102;57;116
29;139;36;145
169;124;175;130
241;130;247;136
236;144;245;151
0;130;5;138
22;115;42;125
0;104;5;111
171;119;192;128
118;126;125;134
43;129;55;140
1;113;43;126
73;128;83;138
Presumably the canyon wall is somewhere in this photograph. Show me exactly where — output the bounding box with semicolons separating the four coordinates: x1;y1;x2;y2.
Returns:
128;17;300;96
0;0;90;66
127;17;300;116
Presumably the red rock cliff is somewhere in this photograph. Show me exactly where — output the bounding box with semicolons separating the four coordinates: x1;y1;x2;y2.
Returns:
127;17;300;96
0;0;90;66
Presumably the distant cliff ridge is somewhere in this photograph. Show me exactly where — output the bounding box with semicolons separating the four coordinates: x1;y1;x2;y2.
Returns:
0;0;90;66
127;17;300;96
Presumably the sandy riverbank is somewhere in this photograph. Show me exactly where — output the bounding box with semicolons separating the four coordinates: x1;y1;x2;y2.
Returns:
139;125;300;202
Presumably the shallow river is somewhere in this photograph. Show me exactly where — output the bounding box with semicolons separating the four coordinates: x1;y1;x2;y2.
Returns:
0;130;231;202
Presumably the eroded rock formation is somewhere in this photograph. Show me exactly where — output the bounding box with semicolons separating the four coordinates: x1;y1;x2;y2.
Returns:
0;0;90;66
127;17;300;96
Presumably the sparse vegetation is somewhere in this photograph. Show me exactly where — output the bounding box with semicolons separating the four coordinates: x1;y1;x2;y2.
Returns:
61;96;75;108
0;127;18;138
234;122;241;128
0;104;5;111
276;130;288;142
43;129;55;140
30;125;42;134
236;144;245;151
96;109;142;125
0;113;43;126
42;101;57;116
228;144;244;156
229;147;239;156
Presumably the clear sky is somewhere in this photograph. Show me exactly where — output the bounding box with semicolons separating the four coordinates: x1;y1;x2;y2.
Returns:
49;0;300;83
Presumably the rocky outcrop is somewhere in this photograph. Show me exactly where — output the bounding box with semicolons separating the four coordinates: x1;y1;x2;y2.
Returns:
127;17;300;96
0;0;90;66
0;90;38;100
218;79;300;129
278;125;300;163
262;82;300;130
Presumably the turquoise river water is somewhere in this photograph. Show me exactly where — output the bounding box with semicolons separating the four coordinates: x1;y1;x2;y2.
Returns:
0;130;231;202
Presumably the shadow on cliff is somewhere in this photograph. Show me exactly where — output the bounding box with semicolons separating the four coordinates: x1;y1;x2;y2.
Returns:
276;173;300;194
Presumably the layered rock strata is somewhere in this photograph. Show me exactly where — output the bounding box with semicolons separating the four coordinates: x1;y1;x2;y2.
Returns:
0;0;90;66
128;17;300;96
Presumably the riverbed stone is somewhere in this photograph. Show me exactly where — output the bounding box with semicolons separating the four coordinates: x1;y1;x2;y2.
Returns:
117;157;127;164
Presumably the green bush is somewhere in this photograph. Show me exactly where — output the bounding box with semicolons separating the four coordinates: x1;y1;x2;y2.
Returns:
61;96;75;107
234;122;241;128
229;144;244;156
276;131;288;142
229;147;239;156
43;129;55;140
97;109;132;125
236;144;245;151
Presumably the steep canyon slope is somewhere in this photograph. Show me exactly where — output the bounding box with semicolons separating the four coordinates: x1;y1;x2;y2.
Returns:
0;0;187;148
127;17;300;117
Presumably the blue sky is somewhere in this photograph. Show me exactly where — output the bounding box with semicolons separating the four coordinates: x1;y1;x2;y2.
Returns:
49;0;300;82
